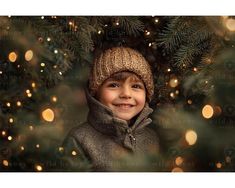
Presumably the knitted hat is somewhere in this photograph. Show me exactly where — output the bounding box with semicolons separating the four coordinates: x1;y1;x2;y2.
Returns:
89;47;154;101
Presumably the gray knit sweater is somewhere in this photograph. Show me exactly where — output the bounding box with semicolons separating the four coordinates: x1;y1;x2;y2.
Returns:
62;88;160;171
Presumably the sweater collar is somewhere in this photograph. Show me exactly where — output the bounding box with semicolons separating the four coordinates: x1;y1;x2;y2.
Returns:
85;87;153;139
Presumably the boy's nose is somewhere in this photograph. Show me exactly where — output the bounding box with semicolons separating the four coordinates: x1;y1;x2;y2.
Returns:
119;86;131;99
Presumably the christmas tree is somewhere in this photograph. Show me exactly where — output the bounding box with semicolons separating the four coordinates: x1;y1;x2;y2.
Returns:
0;16;235;171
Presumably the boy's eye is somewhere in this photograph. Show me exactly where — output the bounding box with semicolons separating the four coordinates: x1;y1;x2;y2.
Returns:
132;84;143;89
107;83;119;88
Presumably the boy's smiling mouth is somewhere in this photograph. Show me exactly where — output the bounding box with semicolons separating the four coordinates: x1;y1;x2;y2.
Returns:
113;103;135;109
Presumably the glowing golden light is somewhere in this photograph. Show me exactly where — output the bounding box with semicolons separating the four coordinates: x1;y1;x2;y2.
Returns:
25;50;34;61
202;104;214;119
69;21;73;25
185;129;197;146
72;150;77;156
8;52;17;62
170;92;175;98
226;18;235;31
115;22;119;26
31;82;36;88
59;72;62;75
8;136;13;141
216;162;222;169
146;31;150;35
6;102;11;107
27;93;32;98
40;63;45;67
3;160;9;167
29;125;34;131
54;49;58;54
169;78;179;88
16;101;22;107
36;144;40;148
167;68;171;72
52;96;57;102
193;67;198;72
172;167;183;172
98;30;102;34
41;16;44;19
20;146;25;151
187;99;193;104
35;165;43;171
59;147;64;152
155;18;159;23
175;156;184;166
0;71;2;74
2;131;6;136
26;89;31;94
47;37;51;42
9;118;14;123
42;108;55;122
148;43;152;47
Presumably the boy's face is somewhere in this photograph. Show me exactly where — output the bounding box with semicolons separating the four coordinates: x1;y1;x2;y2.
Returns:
97;75;146;121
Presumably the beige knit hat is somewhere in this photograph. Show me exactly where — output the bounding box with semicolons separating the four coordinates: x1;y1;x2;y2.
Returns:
89;47;154;101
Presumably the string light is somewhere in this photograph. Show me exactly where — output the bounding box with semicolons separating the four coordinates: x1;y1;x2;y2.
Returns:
40;70;44;73
175;90;179;95
20;146;25;151
41;63;45;67
155;18;159;23
187;99;193;104
193;67;198;72
8;136;13;141
36;144;40;148
167;68;171;72
54;49;58;54
185;129;197;146
169;78;179;88
148;43;152;47
52;96;57;102
145;30;151;36
115;22;119;26
42;108;55;122
0;71;2;74
59;147;64;152
25;50;34;61
2;131;6;136
27;93;32;97
175;156;184;166
26;89;31;94
170;92;175;98
47;37;51;42
98;30;102;34
6;102;11;107
59;72;62;75
53;65;57;69
16;101;22;107
35;164;43;171
202;104;214;119
8;52;17;62
31;82;36;88
2;160;9;167
69;21;73;26
72;150;77;156
9;118;14;123
41;16;44;19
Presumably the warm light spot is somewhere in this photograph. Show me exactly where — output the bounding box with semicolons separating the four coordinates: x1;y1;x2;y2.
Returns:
187;99;192;104
146;31;150;35
202;105;214;119
25;50;34;61
20;146;25;151
167;68;171;72
2;131;6;136
226;18;235;31
9;118;14;123
72;150;77;156
193;67;198;72
115;22;119;26
52;96;57;102
170;92;175;98
16;101;22;107
59;147;64;152
216;162;222;169
59;72;62;75
8;136;13;141
8;52;17;62
175;156;184;166
26;89;31;94
98;30;102;34
175;90;179;95
169;78;179;88
27;93;32;98
35;165;43;171
185;129;197;146
3;160;9;167
172;167;183;172
54;49;58;54
155;18;159;23
6;102;11;107
69;21;73;25
31;82;36;88
148;43;152;47
41;63;45;67
42;108;55;122
47;37;51;42
36;144;40;148
29;125;34;131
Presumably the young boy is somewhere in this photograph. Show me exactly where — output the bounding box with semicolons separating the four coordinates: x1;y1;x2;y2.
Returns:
62;47;160;171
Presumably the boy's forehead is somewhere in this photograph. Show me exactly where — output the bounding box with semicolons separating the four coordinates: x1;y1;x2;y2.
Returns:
107;75;143;83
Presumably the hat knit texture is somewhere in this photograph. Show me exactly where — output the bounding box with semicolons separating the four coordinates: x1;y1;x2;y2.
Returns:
89;47;154;101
